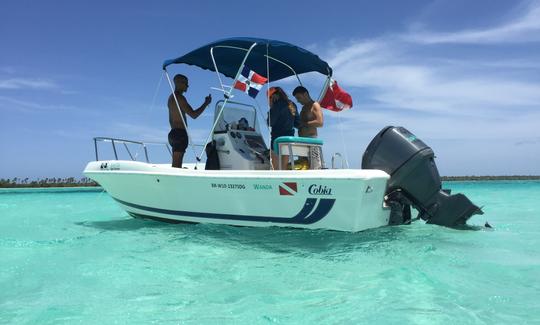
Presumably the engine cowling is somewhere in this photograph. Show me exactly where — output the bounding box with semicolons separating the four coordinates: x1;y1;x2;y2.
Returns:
362;126;483;227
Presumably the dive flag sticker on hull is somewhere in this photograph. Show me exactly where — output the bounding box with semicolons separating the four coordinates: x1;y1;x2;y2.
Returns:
279;182;297;196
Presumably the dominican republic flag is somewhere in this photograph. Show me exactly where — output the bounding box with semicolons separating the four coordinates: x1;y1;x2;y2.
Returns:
233;66;268;98
319;79;353;112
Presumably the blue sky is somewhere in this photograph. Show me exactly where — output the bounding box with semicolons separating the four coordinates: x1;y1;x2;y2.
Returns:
1;0;539;178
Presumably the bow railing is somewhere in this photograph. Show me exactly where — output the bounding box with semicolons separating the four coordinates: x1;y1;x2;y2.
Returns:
93;137;172;163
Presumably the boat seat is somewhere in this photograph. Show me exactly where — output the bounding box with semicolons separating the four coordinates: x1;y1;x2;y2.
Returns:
273;136;324;170
273;136;323;153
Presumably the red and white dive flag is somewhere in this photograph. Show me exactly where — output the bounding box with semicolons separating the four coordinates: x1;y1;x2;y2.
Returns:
319;79;353;112
234;66;268;98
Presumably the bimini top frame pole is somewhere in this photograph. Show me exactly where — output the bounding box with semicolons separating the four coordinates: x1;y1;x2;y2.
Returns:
201;43;333;163
317;72;332;102
263;55;303;86
162;38;334;165
209;44;304;86
196;42;258;162
210;46;230;95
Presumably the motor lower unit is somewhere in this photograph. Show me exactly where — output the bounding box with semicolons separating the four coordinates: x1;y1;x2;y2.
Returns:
362;126;483;227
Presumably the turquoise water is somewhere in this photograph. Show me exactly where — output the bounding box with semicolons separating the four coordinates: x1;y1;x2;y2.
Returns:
1;182;539;324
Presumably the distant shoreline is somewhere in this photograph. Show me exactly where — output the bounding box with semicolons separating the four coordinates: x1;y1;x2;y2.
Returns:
0;177;98;189
1;175;539;188
440;175;540;181
0;183;100;189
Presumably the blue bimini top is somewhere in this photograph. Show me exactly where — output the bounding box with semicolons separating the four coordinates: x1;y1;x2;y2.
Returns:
163;37;332;82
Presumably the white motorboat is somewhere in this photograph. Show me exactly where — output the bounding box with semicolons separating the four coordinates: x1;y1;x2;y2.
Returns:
84;37;482;232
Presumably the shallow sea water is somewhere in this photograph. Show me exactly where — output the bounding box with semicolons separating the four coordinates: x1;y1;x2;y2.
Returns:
0;181;539;324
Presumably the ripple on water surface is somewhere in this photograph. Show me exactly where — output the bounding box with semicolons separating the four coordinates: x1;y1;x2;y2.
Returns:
0;182;539;324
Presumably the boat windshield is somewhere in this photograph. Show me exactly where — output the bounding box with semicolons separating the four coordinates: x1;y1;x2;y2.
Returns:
214;100;258;133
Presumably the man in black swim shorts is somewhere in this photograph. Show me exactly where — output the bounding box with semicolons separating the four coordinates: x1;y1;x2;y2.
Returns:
167;74;211;168
168;128;188;154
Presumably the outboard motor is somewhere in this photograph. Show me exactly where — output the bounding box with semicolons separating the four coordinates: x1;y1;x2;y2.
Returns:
362;126;483;227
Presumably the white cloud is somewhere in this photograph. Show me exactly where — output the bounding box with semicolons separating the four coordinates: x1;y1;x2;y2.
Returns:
315;1;540;117
323;40;540;118
0;77;59;90
515;137;540;145
324;108;540;141
405;1;540;44
0;66;17;74
429;58;540;70
0;95;78;112
305;1;540;175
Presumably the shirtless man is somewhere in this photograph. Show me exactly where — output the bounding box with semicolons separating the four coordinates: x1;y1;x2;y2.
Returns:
293;86;323;168
168;74;211;168
292;86;323;137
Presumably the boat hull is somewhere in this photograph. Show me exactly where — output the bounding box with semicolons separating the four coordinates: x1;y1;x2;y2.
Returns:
84;161;391;232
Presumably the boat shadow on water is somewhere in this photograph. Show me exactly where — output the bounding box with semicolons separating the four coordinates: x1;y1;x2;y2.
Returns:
76;216;425;255
75;217;173;231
